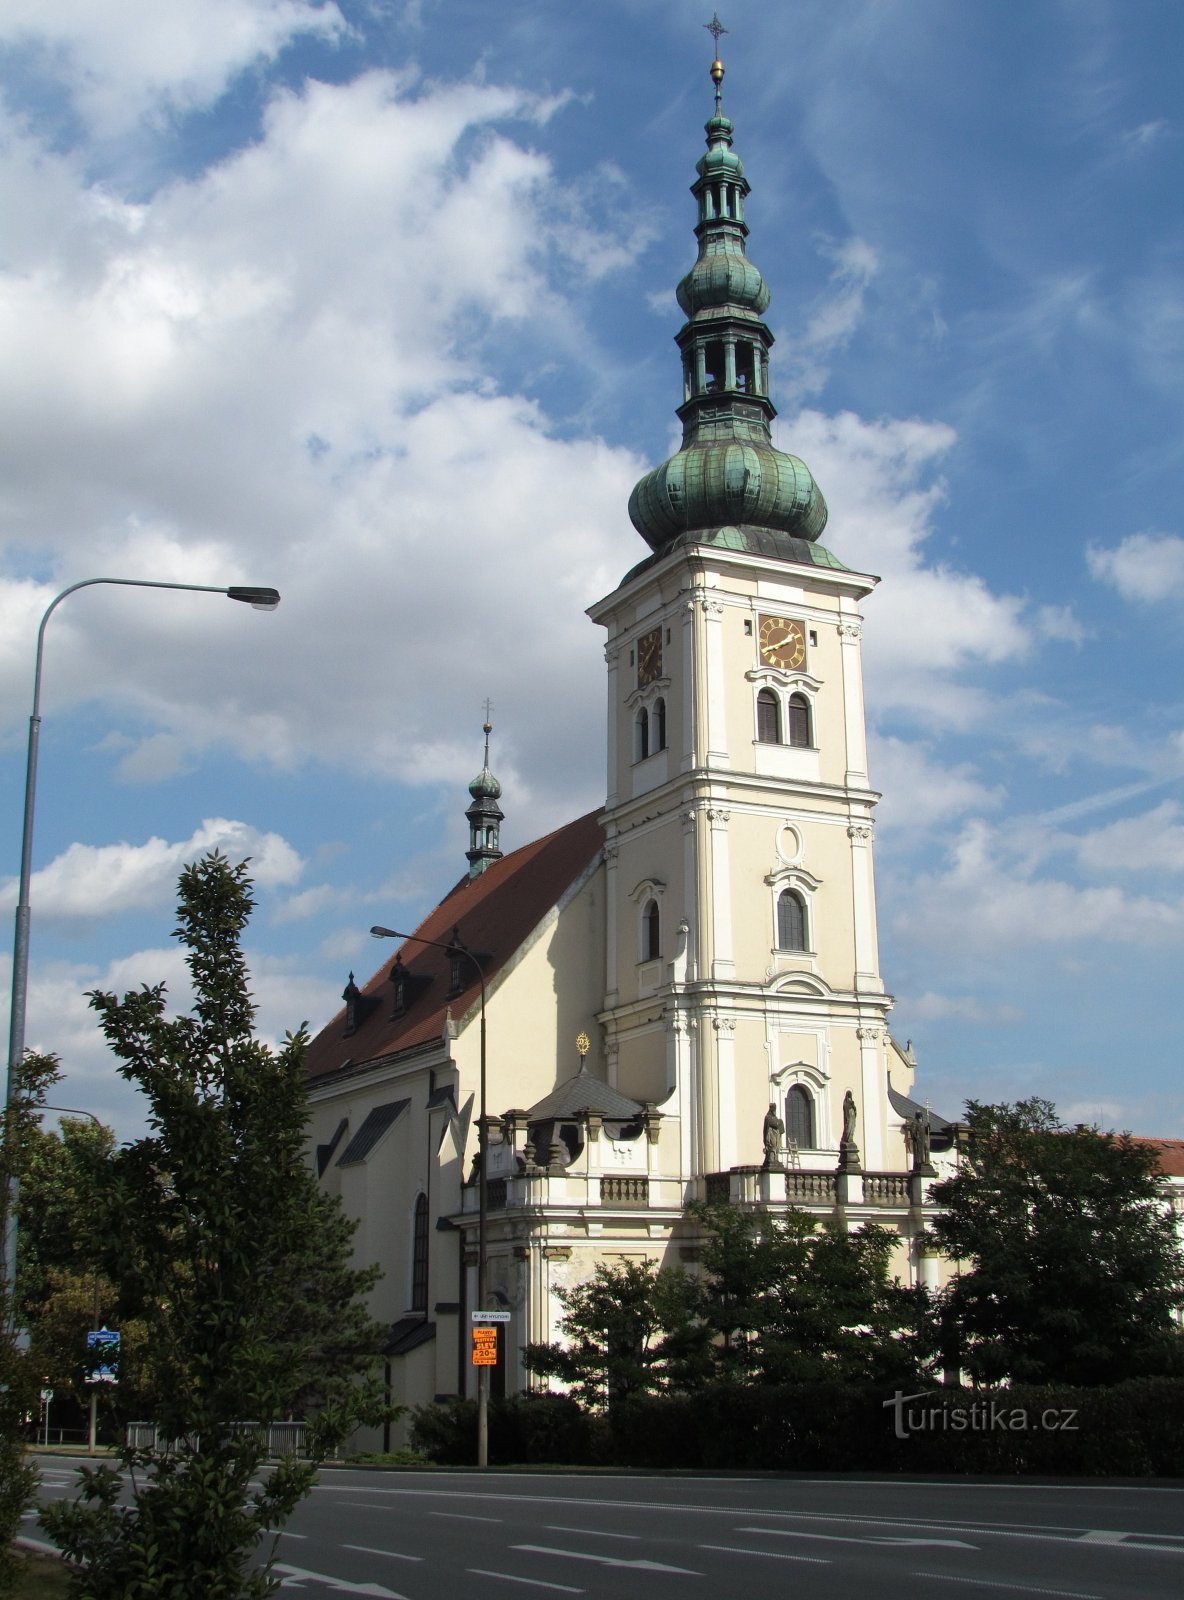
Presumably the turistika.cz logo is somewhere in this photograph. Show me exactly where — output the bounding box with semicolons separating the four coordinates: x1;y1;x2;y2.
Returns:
884;1390;1080;1441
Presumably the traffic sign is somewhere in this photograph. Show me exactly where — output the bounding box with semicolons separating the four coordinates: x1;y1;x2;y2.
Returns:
471;1309;511;1323
40;1388;53;1402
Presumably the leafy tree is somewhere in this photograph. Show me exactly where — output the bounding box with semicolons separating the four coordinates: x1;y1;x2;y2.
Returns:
1;1054;59;1597
39;853;392;1598
524;1258;709;1409
930;1099;1184;1386
694;1202;934;1387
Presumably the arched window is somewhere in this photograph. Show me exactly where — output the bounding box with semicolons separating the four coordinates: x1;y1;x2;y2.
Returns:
786;1085;815;1150
653;697;666;752
756;689;780;744
635;706;650;762
787;693;811;748
411;1193;429;1312
643;900;660;961
777;888;807;951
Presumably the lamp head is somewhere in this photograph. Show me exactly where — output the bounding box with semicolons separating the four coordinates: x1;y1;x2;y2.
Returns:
227;586;281;611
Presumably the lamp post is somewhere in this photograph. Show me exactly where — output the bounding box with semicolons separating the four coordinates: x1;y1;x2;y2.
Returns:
371;924;490;1468
2;577;281;1333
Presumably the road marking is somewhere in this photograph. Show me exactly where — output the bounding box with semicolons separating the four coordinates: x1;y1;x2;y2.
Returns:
700;1543;829;1565
913;1574;1101;1599
468;1571;584;1594
342;1545;423;1564
543;1524;639;1541
430;1511;502;1523
513;1543;699;1575
1078;1530;1127;1544
273;1562;410;1596
738;1524;975;1550
279;1530;308;1539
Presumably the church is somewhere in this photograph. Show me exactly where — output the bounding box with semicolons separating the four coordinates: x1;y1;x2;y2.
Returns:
302;43;958;1425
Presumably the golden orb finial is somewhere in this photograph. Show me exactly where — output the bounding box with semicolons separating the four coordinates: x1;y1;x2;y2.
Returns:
576;1030;590;1060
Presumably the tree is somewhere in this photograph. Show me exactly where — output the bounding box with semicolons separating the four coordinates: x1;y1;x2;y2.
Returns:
0;1054;59;1597
929;1099;1184;1386
524;1258;709;1409
694;1203;934;1387
39;853;392;1598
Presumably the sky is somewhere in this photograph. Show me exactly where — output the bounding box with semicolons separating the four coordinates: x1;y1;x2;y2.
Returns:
1;0;1181;1143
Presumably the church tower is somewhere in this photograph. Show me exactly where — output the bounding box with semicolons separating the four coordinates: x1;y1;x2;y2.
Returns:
589;41;895;1184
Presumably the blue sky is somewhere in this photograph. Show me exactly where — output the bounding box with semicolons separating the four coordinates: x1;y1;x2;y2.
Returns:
1;0;1181;1141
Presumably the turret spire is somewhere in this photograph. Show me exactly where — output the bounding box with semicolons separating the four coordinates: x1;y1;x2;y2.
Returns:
465;710;504;878
627;31;833;567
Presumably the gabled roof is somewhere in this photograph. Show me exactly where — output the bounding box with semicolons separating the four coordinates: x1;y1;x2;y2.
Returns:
1136;1137;1184;1179
303;808;605;1083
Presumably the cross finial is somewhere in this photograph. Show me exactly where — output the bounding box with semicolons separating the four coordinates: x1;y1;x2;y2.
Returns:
704;13;727;107
482;696;494;731
705;12;727;52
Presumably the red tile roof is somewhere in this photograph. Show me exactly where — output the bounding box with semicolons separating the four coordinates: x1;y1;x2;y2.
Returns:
1137;1137;1184;1179
303;809;605;1084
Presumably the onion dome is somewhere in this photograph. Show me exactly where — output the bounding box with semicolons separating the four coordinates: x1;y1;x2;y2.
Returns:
627;42;832;566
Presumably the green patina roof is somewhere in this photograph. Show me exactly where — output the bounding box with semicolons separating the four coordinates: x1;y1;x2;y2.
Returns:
627;50;831;565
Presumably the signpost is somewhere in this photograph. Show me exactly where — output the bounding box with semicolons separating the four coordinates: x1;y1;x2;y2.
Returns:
471;1310;507;1368
84;1327;120;1454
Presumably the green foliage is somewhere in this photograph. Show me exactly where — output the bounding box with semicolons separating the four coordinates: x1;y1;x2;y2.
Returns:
410;1393;596;1465
929;1099;1184;1386
693;1202;935;1387
37;853;394;1599
1;1055;56;1598
524;1257;710;1410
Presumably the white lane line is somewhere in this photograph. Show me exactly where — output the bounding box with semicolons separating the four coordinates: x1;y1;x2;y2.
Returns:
272;1564;410;1597
543;1524;639;1541
342;1545;423;1564
700;1543;829;1566
513;1543;699;1575
737;1524;975;1551
913;1575;1101;1599
430;1511;502;1523
468;1570;583;1593
278;1529;307;1538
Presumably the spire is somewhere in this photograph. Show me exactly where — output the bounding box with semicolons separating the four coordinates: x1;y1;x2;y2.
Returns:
465;712;504;878
627;27;832;565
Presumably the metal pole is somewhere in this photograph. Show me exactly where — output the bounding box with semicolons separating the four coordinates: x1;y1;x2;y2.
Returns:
2;577;280;1333
371;925;490;1467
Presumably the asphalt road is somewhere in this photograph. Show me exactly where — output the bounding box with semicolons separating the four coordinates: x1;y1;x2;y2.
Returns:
28;1458;1184;1598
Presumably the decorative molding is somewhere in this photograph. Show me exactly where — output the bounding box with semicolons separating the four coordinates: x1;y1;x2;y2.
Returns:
706;807;730;825
712;1016;736;1035
847;824;873;842
838;621;862;641
857;1025;885;1044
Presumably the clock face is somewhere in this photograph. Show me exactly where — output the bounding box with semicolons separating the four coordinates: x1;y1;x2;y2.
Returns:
757;614;806;672
637;627;663;688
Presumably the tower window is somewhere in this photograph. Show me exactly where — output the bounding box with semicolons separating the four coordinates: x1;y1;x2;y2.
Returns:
635;706;650;762
703;340;725;392
643;900;660;962
756;689;780;744
777;889;807;952
786;1084;815;1150
411;1193;429;1312
654;697;666;752
735;343;755;393
787;693;811;748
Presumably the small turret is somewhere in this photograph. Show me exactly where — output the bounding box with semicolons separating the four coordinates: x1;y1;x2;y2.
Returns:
465;719;504;878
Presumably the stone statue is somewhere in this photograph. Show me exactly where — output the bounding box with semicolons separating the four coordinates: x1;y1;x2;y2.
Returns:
912;1106;932;1169
762;1101;784;1168
842;1089;858;1146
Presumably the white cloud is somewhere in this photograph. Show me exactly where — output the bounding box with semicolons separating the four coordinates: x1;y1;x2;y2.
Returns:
0;0;348;137
896;816;1184;953
1075;800;1184;877
904;991;1024;1025
870;735;1004;833
1087;531;1184;603
0;819;304;920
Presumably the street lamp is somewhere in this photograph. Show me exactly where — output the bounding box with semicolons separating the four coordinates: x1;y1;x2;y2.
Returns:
370;923;491;1468
2;576;281;1333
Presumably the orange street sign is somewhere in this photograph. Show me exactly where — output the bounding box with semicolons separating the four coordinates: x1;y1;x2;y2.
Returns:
472;1327;498;1367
